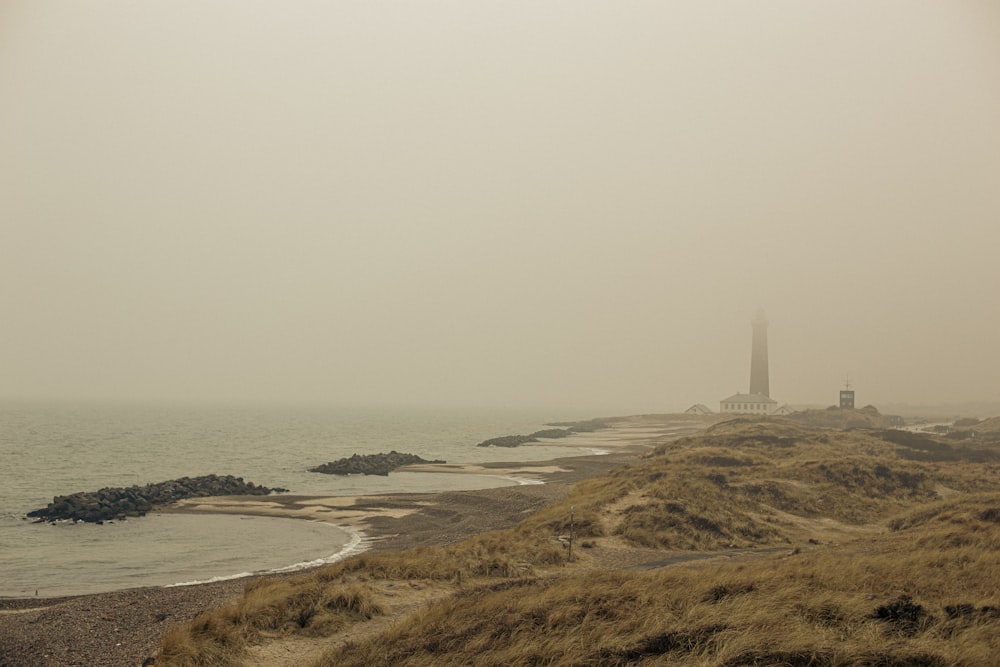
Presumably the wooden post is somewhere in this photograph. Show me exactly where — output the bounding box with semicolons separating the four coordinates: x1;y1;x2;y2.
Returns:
568;506;574;562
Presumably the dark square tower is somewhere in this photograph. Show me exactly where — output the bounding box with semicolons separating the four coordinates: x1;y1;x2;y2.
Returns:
840;377;855;409
840;390;855;409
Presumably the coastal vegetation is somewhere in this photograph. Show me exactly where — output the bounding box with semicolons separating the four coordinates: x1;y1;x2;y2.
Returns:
156;417;1000;666
308;451;445;476
25;474;287;524
782;404;903;430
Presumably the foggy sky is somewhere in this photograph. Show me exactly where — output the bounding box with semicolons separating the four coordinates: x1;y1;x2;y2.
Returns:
2;1;999;413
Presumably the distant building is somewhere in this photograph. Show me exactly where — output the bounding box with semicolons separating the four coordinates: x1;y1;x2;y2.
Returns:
720;392;778;415
772;404;795;416
840;390;855;409
685;403;714;415
840;376;855;409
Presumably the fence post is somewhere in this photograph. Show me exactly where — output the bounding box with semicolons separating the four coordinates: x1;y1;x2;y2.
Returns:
568;506;574;562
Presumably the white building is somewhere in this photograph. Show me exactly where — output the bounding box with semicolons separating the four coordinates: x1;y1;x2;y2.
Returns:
719;392;778;415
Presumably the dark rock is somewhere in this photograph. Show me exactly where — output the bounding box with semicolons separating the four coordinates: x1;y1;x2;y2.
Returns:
476;428;575;448
477;434;536;448
528;428;574;439
308;451;445;476
545;419;612;433
26;474;287;524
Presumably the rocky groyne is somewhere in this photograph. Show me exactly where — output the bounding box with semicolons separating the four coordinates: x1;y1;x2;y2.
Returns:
476;428;576;448
475;421;611;448
308;451;445;476
26;474;287;524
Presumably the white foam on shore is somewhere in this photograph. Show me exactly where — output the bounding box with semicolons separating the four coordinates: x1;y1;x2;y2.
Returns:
167;571;257;587
500;475;545;486
166;522;369;588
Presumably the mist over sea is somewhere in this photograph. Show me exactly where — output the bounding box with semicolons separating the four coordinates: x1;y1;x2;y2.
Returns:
0;401;590;597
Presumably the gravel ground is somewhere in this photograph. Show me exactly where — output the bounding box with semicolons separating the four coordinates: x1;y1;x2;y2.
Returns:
0;583;245;667
0;450;641;667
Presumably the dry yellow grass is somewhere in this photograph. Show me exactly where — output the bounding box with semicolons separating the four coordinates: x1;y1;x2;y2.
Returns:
520;418;968;551
156;575;384;667
314;498;1000;666
156;528;567;665
156;417;1000;666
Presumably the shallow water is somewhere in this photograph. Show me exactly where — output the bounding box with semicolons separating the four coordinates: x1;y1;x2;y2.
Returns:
1;514;362;598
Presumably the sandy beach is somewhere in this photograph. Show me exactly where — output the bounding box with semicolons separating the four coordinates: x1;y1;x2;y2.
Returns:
0;416;697;667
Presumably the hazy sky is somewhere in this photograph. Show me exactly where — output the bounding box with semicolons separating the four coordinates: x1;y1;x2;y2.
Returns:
2;1;999;413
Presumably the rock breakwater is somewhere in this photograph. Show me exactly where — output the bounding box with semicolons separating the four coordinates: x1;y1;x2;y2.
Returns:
476;428;575;448
26;475;287;524
475;421;612;448
308;451;445;476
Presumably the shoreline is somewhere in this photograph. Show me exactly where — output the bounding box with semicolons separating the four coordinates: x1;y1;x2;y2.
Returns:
0;416;711;666
2;417;701;603
0;451;641;667
161;447;648;553
161;525;371;590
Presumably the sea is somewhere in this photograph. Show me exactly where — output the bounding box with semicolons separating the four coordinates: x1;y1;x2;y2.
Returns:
0;400;598;598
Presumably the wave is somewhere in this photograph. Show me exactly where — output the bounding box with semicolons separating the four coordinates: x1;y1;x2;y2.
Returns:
500;475;545;486
166;523;369;588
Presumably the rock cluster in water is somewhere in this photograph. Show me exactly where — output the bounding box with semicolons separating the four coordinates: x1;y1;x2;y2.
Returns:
476;428;575;448
475;420;611;448
308;451;445;476
26;474;287;524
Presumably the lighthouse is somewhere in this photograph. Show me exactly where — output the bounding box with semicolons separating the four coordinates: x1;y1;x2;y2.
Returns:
719;308;778;414
749;308;769;397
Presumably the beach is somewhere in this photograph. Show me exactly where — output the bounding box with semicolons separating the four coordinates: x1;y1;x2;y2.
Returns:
0;422;684;667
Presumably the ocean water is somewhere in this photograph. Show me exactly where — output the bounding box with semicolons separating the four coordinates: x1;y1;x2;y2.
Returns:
0;401;591;597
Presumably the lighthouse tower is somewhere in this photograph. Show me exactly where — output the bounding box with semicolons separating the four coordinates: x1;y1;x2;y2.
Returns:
749;308;769;397
720;308;778;414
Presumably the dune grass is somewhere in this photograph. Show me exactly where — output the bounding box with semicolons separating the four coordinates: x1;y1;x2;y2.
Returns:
156;417;1000;666
156;527;567;665
520;419;950;551
157;576;384;667
314;496;1000;666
